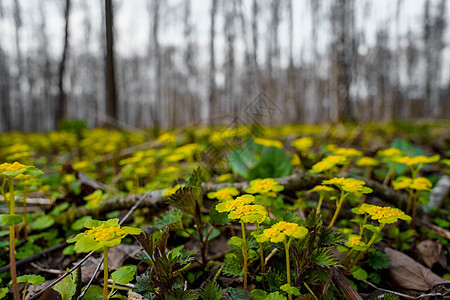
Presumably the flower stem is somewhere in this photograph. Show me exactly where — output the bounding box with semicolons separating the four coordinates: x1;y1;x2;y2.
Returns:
284;237;293;300
328;190;347;229
347;225;384;271
316;195;324;215
9;179;19;300
103;247;109;300
241;222;248;290
256;223;265;274
23;188;28;239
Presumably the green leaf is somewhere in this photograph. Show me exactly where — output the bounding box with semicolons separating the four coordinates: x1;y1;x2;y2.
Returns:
198;281;223;300
209;205;230;226
16;274;45;285
54;267;81;300
151;209;183;230
310;248;339;267
32;215;55;230
0;287;8;299
0;214;23;226
223;253;243;277
71;216;93;231
63;245;75;256
228;147;259;178
363;224;379;233
280;284;300;296
265;292;287;300
72;235;102;253
350;266;368;281
368;250;390;270
111;265;136;285
228;236;243;247
247;146;293;180
251;289;268;300
82;285;103;300
227;288;250;300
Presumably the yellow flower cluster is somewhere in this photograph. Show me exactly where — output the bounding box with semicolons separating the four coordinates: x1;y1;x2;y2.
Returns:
357;203;411;224
356;157;379;167
216;195;267;223
344;235;367;251
0;162;28;173
393;176;432;191
377;148;403;159
207;187;240;202
245;178;284;196
228;204;267;223
332;147;363;158
309;155;348;173
291;137;313;152
0;162;42;179
308;185;334;194
254;138;284;149
322;177;372;194
216;194;254;213
393;155;440;166
85;223;126;242
255;221;308;243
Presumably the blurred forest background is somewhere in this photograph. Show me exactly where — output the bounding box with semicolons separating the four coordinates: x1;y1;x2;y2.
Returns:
0;0;449;133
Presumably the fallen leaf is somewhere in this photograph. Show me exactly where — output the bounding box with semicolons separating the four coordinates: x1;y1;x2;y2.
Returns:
384;247;450;291
416;239;447;269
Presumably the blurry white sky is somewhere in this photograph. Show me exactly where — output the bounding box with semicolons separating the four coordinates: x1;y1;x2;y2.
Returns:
0;0;449;83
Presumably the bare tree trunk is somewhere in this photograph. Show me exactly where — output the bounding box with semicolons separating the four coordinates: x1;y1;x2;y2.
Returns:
208;0;218;124
105;0;118;124
331;0;354;123
251;0;259;89
0;49;11;132
223;0;236;120
150;0;161;128
13;0;23;131
56;0;71;128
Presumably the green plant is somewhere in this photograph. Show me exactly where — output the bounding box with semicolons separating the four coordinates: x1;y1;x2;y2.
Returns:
67;218;141;300
0;162;43;300
133;228;194;299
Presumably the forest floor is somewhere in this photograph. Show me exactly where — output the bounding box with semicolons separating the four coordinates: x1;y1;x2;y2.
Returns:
0;120;449;299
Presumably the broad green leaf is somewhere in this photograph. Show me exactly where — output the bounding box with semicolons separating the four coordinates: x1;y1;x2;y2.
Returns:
265;292;287;300
251;289;268;300
111;265;136;285
350;266;368;281
54;268;80;300
280;284;300;296
248;146;293;180
0;214;23;226
229;148;259;179
228;236;243;247
15;274;45;285
368;250;390;270
0;287;8;299
32;215;55;230
82;285;103;300
71;216;93;231
363;224;379;233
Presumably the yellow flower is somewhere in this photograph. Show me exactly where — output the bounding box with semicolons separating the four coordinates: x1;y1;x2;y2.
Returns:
344;235;367;251
254;138;284;149
162;184;185;197
308;185;334;194
322;177;372;194
245;178;284;195
207;187;240;202
393;176;432;191
309;155;347;173
291;137;313;152
377;148;403;159
356;157;379;167
358;205;411;224
394;155;440;166
255;221;308;243
216;194;254;213
332;147;363;158
67;218;142;252
157;132;177;144
228;204;267;223
217;173;233;183
85;223;126;242
0;162;43;179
